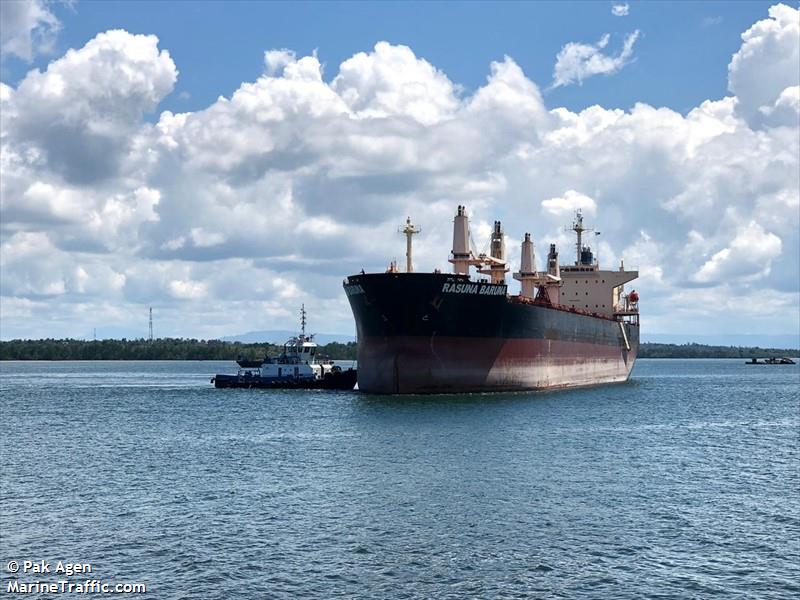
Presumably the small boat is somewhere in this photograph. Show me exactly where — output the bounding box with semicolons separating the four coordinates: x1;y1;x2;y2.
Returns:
745;357;796;365
212;306;357;390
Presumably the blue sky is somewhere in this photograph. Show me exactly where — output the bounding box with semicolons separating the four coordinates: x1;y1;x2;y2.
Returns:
3;1;777;114
0;1;798;343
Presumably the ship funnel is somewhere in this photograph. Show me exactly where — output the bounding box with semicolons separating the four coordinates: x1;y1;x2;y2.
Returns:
490;221;505;261
520;233;535;274
547;244;560;279
450;205;471;275
513;232;537;298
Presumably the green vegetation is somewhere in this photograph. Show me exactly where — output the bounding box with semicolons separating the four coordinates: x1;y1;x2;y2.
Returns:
0;339;795;361
0;339;357;361
638;343;798;359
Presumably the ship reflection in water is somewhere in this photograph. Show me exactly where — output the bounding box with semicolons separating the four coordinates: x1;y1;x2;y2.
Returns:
345;207;640;394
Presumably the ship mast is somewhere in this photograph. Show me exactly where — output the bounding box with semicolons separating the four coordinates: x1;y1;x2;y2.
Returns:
300;304;306;339
400;217;420;273
569;210;594;265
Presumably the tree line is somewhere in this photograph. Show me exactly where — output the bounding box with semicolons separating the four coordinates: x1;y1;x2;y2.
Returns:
0;339;795;361
0;339;358;361
637;343;797;359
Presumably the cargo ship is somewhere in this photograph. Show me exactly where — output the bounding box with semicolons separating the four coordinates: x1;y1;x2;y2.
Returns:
343;207;639;394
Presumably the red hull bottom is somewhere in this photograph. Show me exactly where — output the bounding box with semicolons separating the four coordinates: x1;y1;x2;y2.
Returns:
357;336;637;394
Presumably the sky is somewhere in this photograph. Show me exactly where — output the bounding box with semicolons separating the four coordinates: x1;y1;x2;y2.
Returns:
0;0;798;342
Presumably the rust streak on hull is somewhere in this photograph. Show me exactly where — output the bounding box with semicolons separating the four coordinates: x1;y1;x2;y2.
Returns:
357;335;637;394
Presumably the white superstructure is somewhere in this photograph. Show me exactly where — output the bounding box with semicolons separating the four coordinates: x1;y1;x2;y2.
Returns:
556;211;638;318
240;305;337;381
446;206;639;321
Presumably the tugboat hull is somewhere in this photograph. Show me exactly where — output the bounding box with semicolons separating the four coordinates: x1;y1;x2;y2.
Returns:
212;368;357;390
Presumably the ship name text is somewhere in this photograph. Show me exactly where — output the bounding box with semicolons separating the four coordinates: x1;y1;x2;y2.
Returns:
442;283;506;296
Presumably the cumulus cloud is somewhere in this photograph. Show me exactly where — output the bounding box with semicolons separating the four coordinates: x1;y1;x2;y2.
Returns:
551;30;640;88
694;222;782;284
759;84;800;127
0;6;798;339
612;4;629;17
264;48;296;75
6;29;177;184
541;190;597;216
0;0;60;62
728;3;800;127
332;41;460;125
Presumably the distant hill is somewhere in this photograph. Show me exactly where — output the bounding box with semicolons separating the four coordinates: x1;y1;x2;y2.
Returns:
221;330;356;345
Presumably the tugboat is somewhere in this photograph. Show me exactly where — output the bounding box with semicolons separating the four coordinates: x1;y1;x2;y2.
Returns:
211;306;357;390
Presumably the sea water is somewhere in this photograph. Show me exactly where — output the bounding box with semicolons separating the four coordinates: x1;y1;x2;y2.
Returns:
1;359;798;599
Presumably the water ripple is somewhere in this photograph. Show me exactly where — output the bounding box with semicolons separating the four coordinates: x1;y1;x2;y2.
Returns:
1;359;798;598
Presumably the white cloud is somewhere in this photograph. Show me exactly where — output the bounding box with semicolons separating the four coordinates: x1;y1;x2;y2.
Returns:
551;30;640;88
759;85;800;127
6;29;177;183
693;222;782;284
0;0;60;62
189;228;225;248
264;48;296;75
332;41;460;125
168;279;208;300
0;8;798;339
612;4;630;17
728;3;800;127
541;190;597;216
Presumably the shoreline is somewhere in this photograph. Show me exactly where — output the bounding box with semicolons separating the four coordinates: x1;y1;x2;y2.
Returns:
1;339;797;361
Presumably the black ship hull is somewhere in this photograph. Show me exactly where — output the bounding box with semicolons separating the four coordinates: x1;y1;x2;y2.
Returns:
344;273;638;394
